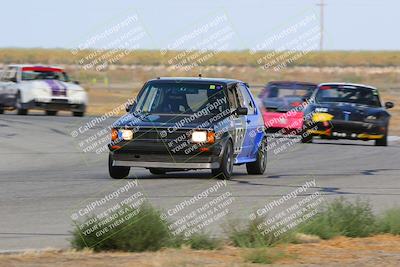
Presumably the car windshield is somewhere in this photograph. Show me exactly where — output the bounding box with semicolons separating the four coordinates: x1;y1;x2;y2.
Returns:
263;83;315;108
21;69;70;82
266;84;315;98
133;82;228;115
315;85;381;107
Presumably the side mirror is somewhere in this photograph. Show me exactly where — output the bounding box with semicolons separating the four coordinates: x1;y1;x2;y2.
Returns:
9;77;17;83
301;96;309;102
73;80;80;85
125;104;133;112
385;102;394;109
234;107;248;116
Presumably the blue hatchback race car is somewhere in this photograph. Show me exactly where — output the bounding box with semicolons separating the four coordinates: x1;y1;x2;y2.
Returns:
108;77;267;179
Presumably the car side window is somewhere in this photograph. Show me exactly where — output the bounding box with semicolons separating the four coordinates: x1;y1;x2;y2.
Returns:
1;67;18;82
239;83;256;115
227;84;239;110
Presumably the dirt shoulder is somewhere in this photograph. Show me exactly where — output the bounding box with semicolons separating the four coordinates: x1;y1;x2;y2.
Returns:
1;235;399;267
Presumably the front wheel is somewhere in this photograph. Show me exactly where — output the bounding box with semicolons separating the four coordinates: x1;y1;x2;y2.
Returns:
108;154;130;179
212;140;234;180
375;129;388;146
73;111;84;117
17;108;28;115
16;93;28;115
246;138;267;175
149;168;166;175
301;131;313;143
45;110;58;116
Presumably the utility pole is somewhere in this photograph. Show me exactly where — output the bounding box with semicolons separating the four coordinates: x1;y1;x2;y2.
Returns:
317;0;325;51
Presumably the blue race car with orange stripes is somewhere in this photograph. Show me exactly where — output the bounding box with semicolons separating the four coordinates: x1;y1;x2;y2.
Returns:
0;65;87;116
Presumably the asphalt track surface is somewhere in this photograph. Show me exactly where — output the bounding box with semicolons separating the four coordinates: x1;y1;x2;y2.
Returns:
0;113;399;251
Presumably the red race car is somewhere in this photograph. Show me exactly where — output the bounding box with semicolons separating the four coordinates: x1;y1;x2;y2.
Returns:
260;81;317;136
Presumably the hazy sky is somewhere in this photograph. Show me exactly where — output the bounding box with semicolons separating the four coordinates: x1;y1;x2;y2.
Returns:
1;0;398;50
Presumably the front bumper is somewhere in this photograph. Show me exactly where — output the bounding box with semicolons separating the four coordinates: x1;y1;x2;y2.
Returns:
110;151;221;169
307;119;386;140
109;136;225;169
22;99;86;111
113;160;219;169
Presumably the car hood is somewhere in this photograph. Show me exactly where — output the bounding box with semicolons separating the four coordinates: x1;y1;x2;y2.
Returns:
113;112;219;129
263;96;304;111
20;80;84;91
311;102;389;121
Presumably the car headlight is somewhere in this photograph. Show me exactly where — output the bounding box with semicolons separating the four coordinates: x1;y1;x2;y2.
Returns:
191;130;215;144
312;112;334;122
315;107;328;113
192;131;207;143
365;115;378;121
119;129;134;140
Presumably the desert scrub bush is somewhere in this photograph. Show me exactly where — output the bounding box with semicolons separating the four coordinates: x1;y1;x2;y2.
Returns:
378;208;400;235
185;233;222;250
71;203;182;252
244;248;286;264
227;217;294;248
297;198;377;239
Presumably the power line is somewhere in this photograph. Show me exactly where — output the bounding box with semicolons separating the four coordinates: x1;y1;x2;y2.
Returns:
316;0;326;51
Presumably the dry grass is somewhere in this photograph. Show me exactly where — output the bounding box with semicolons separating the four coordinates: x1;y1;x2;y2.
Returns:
1;235;400;267
1;48;400;67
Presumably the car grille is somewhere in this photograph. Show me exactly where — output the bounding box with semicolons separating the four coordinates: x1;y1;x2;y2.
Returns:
51;98;68;103
133;127;191;141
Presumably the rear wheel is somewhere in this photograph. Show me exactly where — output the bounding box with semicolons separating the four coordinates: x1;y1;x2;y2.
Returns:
45;110;58;116
0;106;4;114
149;168;166;175
246;138;267;175
108;154;130;179
212;140;233;180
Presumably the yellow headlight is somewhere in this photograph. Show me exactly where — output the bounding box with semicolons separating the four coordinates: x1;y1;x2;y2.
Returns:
312;112;334;122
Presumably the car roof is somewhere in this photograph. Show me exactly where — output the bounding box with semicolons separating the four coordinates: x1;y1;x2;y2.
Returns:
6;64;64;70
318;82;377;90
148;77;244;85
267;81;317;86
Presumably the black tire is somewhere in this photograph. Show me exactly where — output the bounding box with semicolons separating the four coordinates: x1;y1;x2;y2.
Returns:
108;154;130;179
375;128;388;146
45;110;58;116
73;111;84;117
301;132;313;143
246;138;267;175
212;140;234;180
16;93;28;115
17;108;28;115
149;168;166;175
0;107;4;114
